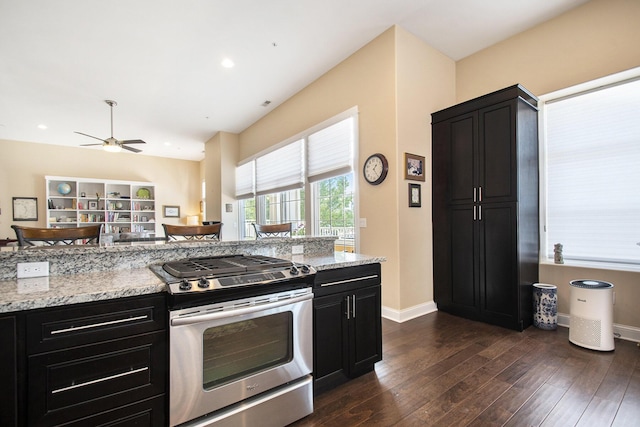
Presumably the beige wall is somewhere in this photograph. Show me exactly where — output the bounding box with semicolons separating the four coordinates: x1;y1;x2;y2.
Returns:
395;27;455;310
204;131;239;240
456;0;640;327
237;27;455;314
0;139;200;239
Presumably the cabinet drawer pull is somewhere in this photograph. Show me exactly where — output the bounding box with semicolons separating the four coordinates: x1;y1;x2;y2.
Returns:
51;366;149;394
346;295;351;320
320;275;379;287
50;314;149;335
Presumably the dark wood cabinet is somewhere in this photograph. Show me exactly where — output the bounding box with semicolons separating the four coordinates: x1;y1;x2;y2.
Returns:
23;294;167;427
0;316;18;426
432;85;539;331
313;264;382;395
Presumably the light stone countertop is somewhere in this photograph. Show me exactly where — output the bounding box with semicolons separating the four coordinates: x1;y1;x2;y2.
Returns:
0;252;385;314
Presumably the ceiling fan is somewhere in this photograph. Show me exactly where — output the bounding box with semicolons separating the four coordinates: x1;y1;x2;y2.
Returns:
75;100;146;153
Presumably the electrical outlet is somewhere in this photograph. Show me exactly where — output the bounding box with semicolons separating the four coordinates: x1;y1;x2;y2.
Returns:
17;261;50;278
292;245;304;255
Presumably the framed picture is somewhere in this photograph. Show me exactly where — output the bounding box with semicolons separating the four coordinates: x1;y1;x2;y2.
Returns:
88;201;98;210
163;205;180;218
408;183;421;208
405;152;426;182
13;197;38;221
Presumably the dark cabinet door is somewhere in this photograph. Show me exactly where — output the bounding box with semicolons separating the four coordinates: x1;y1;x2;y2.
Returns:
479;100;518;203
0;316;17;427
449;113;477;205
349;286;382;376
313;292;348;387
479;202;519;328
449;205;479;314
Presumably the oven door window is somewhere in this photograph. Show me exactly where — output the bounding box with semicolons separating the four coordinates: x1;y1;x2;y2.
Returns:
202;312;293;389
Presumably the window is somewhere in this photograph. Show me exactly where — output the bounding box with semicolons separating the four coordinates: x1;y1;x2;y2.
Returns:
236;108;357;251
541;72;640;266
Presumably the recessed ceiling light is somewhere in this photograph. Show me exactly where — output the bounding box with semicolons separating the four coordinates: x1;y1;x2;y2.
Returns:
221;58;234;68
37;124;47;129
164;142;171;146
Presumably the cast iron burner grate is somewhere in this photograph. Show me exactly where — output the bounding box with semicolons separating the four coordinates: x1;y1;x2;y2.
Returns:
162;255;293;279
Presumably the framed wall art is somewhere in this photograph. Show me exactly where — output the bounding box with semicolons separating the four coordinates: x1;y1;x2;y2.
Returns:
405;152;425;182
13;197;38;221
408;183;421;208
163;205;180;218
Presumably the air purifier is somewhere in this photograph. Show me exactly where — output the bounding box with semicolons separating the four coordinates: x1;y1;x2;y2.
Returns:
569;279;614;351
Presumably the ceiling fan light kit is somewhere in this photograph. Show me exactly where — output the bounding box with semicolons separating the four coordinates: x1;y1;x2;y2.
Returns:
75;99;146;153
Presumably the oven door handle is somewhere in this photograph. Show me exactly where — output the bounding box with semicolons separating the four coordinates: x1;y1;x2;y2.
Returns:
170;293;312;326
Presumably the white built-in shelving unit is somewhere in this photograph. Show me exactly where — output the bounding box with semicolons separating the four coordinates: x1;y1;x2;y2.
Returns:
45;176;157;237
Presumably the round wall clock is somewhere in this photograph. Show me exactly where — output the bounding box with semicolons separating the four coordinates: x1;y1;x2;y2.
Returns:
363;153;389;185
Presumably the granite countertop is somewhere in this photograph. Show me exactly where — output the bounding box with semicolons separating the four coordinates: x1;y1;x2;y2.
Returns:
0;252;385;314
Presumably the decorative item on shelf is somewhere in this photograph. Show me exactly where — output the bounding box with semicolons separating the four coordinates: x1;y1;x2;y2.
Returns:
57;182;72;195
408;183;421;207
80;192;86;197
115;201;123;209
405;152;425;182
136;187;151;199
186;215;199;226
88;201;98;210
108;192;121;198
554;243;564;264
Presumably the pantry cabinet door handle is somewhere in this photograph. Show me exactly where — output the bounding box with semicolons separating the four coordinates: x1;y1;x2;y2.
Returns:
473;187;476;202
50;314;149;335
479;186;482;202
479;205;482;221
474;205;477;221
51;366;149;394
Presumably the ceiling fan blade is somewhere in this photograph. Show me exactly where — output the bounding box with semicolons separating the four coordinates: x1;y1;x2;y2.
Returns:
122;145;142;153
80;143;104;147
121;139;146;145
75;131;106;142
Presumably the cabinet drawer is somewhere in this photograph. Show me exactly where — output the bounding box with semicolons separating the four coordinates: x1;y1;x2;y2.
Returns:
26;294;166;354
27;331;166;427
313;264;381;297
61;395;165;427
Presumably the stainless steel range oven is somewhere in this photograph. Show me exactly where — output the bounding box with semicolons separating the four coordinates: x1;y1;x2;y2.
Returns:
152;255;316;427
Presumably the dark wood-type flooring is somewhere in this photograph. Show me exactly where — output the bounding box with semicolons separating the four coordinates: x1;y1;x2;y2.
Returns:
293;311;640;427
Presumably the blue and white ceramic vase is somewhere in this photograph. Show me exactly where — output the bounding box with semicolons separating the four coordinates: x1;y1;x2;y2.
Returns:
533;283;558;330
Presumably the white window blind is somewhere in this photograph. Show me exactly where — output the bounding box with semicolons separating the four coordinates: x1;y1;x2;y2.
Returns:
544;78;640;265
235;162;254;199
255;139;304;196
307;117;354;182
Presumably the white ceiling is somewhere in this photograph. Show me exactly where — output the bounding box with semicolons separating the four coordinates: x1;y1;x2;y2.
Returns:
0;0;589;161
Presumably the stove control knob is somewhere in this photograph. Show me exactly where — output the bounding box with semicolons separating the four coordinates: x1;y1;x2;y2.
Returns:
301;264;310;274
289;265;299;275
198;278;210;288
179;280;192;291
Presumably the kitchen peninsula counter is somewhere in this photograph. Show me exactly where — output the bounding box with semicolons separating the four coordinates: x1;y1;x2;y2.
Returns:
0;245;384;313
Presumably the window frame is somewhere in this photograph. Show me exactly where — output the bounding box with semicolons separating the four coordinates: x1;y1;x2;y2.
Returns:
539;67;640;271
236;107;359;251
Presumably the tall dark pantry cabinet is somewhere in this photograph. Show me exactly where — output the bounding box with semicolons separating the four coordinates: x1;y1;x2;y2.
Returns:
431;85;539;331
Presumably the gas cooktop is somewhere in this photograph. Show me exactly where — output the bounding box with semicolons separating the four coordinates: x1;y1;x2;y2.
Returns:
162;254;293;279
153;254;316;309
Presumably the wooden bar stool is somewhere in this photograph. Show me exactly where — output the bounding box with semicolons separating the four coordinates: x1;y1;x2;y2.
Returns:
11;224;103;246
162;223;222;241
252;223;292;239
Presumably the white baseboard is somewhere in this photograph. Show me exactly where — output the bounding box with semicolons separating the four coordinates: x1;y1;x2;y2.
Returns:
558;312;640;343
382;301;438;323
